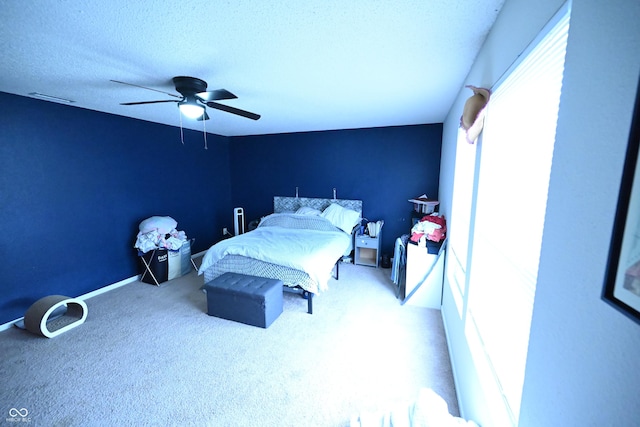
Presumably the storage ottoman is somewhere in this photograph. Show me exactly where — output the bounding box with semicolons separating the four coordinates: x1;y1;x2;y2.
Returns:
203;273;283;328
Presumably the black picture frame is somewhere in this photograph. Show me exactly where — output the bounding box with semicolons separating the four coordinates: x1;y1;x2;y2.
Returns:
603;78;640;324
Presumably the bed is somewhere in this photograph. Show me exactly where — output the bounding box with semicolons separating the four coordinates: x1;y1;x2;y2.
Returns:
198;196;363;313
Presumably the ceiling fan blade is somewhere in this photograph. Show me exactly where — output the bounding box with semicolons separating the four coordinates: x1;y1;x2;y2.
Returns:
111;80;181;98
206;102;261;120
196;110;210;121
120;100;179;106
197;89;237;102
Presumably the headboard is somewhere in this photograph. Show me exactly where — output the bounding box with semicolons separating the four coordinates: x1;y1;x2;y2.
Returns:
273;196;363;216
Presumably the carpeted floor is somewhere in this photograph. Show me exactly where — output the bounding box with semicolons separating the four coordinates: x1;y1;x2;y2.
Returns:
0;261;457;426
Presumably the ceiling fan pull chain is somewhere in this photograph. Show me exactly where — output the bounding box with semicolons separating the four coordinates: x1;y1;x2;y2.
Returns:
179;110;185;145
203;117;208;150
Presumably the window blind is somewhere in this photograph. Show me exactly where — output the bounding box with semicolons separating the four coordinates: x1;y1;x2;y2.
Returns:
447;129;478;315
464;6;571;424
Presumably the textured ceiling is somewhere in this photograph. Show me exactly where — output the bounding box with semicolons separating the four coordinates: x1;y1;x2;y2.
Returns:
0;1;504;137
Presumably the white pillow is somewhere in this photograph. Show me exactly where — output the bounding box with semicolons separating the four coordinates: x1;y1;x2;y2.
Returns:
296;206;322;216
321;203;360;234
139;216;177;234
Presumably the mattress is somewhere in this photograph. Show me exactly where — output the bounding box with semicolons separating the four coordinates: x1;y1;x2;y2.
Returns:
203;254;319;294
199;213;351;294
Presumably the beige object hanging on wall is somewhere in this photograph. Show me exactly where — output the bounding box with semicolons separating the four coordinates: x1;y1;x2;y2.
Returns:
460;85;491;144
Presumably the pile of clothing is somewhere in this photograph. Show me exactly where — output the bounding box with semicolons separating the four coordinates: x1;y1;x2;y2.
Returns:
410;213;446;245
350;387;479;427
134;216;189;254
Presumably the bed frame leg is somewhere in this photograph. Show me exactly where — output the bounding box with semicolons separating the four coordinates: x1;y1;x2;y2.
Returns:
307;292;313;314
302;290;314;314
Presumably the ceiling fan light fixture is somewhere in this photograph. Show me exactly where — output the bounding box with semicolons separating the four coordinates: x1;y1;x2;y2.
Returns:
178;97;205;119
115;76;259;121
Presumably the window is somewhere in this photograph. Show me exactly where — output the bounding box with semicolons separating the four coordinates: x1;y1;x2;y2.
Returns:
447;129;478;317
446;3;571;424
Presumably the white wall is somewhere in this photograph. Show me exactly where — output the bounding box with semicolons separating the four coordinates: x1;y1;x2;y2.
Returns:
439;0;640;426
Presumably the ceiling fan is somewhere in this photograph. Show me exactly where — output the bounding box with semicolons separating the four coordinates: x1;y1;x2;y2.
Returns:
112;76;260;121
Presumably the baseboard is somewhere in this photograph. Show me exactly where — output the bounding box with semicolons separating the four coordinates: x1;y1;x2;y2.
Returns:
441;304;466;421
0;275;138;332
0;252;206;333
192;249;207;259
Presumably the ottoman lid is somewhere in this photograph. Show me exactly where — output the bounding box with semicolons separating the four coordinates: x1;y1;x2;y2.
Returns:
205;273;282;298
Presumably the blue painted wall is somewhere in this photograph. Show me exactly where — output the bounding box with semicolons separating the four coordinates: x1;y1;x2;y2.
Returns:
229;125;443;256
0;91;442;325
0;92;231;325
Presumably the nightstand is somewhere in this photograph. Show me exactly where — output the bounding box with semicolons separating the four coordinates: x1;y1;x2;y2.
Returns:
354;232;381;268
